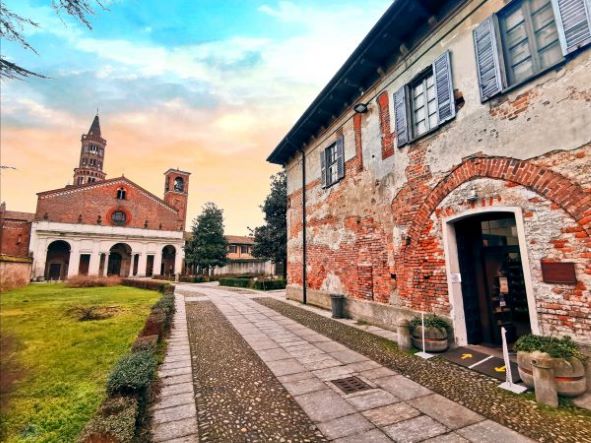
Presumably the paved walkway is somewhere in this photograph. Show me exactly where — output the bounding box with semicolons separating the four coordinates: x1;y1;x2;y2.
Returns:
150;293;199;442
170;284;533;443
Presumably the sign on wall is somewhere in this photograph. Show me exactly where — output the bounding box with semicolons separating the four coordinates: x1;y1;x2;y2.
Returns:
541;262;577;285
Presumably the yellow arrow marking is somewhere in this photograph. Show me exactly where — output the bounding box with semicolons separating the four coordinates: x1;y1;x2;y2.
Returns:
461;353;473;360
494;365;506;373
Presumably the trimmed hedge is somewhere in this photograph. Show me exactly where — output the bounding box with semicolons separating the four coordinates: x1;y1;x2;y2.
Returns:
219;277;286;290
121;278;172;293
106;350;157;397
179;275;208;283
80;283;176;442
219;277;251;288
80;396;138;443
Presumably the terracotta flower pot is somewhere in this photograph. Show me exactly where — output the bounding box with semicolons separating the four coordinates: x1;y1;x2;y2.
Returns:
517;351;587;397
411;326;448;352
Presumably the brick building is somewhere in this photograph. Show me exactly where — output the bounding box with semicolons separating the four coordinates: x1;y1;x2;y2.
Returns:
2;115;190;281
268;0;591;347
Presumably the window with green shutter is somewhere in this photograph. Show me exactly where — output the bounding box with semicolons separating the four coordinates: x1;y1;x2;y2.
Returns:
320;135;345;188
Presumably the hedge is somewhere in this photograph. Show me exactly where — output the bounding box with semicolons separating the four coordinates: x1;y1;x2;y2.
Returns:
252;279;286;290
121;278;172;293
219;277;251;288
80;282;176;442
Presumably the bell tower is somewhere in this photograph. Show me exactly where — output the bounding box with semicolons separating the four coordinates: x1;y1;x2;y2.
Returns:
73;114;107;186
163;169;191;230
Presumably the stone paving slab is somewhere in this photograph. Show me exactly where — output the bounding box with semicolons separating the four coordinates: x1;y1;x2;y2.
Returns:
150;294;198;443
175;284;537;443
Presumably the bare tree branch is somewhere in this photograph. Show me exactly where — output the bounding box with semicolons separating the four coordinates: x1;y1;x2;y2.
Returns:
0;0;105;79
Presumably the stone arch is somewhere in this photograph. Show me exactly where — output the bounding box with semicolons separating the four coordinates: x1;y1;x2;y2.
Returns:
392;155;591;308
108;243;132;276
161;245;176;276
398;155;591;242
45;240;71;280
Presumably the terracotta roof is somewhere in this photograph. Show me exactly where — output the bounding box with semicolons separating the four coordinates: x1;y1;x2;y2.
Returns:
226;235;254;245
1;210;34;222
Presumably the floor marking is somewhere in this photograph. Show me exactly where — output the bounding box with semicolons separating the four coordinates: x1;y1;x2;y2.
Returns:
468;355;494;369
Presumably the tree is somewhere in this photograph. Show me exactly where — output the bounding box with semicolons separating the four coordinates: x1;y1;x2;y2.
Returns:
251;171;287;278
1;0;104;79
184;202;228;275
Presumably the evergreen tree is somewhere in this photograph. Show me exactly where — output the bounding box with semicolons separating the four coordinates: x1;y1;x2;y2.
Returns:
251;172;287;278
185;202;228;275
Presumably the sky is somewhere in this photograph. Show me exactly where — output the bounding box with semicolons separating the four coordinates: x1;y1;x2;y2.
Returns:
1;0;391;235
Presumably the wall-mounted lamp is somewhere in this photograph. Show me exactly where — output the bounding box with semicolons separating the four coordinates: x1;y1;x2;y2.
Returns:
353;102;369;114
467;189;479;202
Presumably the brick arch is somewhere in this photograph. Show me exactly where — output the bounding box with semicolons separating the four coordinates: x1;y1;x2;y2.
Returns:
399;155;591;241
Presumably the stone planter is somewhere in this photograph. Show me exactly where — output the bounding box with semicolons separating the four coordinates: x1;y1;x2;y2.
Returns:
411;326;448;352
517;351;587;397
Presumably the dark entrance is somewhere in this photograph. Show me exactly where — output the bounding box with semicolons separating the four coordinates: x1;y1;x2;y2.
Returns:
108;253;122;276
108;243;132;276
45;240;71;280
455;213;531;346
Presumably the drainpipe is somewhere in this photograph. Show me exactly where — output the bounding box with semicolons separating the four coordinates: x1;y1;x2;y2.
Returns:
301;149;307;305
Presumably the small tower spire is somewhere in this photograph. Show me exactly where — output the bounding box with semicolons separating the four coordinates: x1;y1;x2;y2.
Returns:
73;114;107;186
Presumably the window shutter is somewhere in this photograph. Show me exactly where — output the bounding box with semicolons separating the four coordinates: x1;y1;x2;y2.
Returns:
320;149;327;188
393;86;409;147
473;16;504;101
551;0;591;55
336;136;345;180
432;50;456;124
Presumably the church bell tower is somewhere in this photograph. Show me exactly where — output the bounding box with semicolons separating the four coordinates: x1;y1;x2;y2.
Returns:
73;114;107;186
163;169;191;230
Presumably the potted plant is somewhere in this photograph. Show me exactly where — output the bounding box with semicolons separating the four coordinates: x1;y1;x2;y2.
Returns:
514;334;587;397
409;314;451;352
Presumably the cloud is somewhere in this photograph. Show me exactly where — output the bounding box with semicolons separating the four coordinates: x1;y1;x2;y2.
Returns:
0;0;391;233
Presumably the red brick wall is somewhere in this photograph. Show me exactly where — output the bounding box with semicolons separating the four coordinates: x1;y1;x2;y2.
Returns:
0;218;32;258
35;179;182;231
287;144;591;342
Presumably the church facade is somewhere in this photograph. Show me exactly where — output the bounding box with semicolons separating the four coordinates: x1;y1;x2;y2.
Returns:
20;115;189;281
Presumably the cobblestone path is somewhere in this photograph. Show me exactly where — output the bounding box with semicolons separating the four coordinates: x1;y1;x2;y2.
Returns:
176;285;537;443
186;300;327;442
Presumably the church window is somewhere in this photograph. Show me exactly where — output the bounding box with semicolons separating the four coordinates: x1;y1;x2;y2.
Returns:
174;177;184;192
116;188;127;200
77;177;84;185
111;210;127;225
88;177;96;183
82;158;87;165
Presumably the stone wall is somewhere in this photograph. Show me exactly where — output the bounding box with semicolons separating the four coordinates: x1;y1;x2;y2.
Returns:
284;0;591;344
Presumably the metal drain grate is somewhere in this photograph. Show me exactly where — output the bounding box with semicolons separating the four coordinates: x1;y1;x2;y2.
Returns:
331;376;372;394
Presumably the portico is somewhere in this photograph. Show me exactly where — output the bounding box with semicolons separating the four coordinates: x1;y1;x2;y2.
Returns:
30;220;184;280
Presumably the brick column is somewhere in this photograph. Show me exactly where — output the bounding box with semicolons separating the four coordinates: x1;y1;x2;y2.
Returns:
377;91;394;160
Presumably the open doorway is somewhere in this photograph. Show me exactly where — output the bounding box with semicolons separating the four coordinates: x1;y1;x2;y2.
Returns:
454;212;531;347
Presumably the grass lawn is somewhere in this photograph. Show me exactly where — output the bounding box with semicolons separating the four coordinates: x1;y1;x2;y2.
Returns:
0;283;160;442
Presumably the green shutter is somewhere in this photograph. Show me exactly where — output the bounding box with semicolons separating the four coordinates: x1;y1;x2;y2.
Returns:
320;149;327;188
393;86;409;146
551;0;591;54
473;16;504;101
336;136;345;180
432;51;456;124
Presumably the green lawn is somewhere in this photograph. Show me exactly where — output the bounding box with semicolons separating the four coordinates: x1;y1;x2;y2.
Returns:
0;284;160;443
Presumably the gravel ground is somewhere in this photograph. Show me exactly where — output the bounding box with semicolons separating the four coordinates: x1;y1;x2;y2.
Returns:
255;298;591;443
186;301;327;442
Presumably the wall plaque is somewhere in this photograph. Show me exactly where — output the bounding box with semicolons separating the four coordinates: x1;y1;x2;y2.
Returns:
541;262;577;284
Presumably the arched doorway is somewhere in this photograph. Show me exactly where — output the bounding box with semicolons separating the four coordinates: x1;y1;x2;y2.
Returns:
447;210;533;347
45;240;71;280
108;243;132;276
161;245;176;276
